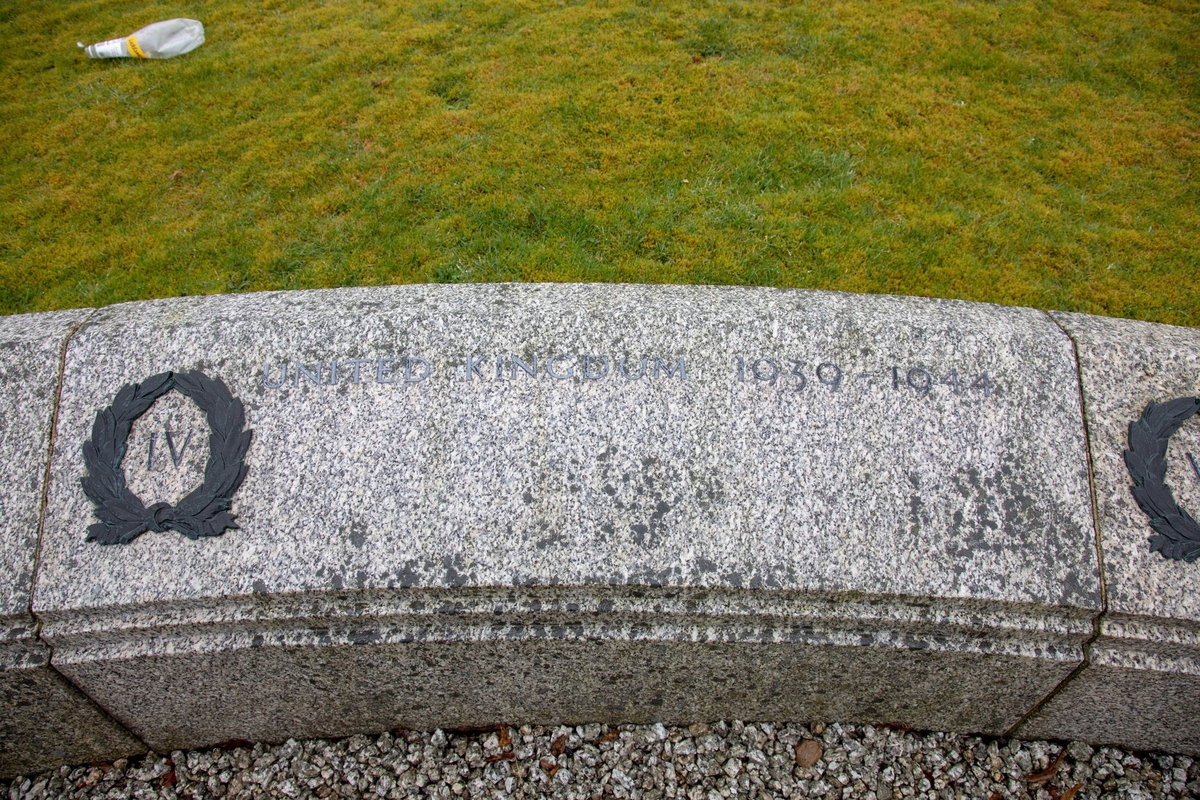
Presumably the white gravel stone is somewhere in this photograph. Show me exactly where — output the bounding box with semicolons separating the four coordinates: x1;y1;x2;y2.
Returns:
10;720;1196;800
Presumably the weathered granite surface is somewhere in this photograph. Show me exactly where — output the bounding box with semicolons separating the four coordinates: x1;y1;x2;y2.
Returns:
31;285;1100;751
0;309;143;778
1018;313;1200;755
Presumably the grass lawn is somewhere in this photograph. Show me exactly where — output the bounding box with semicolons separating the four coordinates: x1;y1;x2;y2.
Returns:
1;0;1197;323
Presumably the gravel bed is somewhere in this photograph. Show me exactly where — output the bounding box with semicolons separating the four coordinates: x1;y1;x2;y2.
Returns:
5;721;1197;800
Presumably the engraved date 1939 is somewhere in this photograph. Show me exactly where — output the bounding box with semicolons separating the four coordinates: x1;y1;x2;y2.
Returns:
734;356;995;399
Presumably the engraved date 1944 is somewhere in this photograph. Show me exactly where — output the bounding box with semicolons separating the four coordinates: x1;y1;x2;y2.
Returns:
734;356;995;399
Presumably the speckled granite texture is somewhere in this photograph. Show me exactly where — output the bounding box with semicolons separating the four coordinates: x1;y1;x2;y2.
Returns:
1018;313;1200;755
0;310;143;778
31;285;1101;752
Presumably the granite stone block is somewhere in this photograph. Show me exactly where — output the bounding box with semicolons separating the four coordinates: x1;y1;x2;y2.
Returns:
1017;313;1200;755
32;285;1100;752
0;310;143;778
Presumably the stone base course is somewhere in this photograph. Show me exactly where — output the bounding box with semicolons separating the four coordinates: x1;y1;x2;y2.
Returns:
42;588;1088;752
0;640;142;779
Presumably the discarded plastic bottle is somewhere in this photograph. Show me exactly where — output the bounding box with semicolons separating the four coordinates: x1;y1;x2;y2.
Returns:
78;18;205;60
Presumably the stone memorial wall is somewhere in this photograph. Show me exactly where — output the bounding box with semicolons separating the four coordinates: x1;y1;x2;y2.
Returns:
1;284;1197;776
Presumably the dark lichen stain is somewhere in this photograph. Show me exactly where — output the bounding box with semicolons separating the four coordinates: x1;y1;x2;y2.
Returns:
442;554;471;587
347;521;366;548
907;493;924;538
540;532;566;551
691;470;725;511
948;466;1003;558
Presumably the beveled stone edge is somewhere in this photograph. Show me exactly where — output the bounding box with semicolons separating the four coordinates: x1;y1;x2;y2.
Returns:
48;618;1092;672
1085;614;1200;676
0;636;50;672
1102;612;1200;645
34;585;1099;635
0;617;39;644
37;586;1097;669
1089;639;1200;676
74;281;1066;325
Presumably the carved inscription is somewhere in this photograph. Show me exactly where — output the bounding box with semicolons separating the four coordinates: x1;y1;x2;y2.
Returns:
734;357;995;398
261;354;1000;395
126;391;207;508
467;354;686;382
146;428;194;471
263;357;431;388
261;354;688;388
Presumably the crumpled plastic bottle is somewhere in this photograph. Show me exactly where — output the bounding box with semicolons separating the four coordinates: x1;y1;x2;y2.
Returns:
78;18;205;59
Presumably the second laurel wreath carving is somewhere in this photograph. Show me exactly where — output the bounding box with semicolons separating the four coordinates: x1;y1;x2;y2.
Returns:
1125;396;1200;563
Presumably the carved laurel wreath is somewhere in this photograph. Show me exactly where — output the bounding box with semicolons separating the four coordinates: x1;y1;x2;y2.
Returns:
1124;396;1200;563
82;370;252;545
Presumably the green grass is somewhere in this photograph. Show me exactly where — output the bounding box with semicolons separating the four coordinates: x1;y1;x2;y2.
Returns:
1;0;1197;323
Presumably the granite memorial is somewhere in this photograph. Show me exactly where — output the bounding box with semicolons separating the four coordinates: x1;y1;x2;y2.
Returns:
0;284;1196;774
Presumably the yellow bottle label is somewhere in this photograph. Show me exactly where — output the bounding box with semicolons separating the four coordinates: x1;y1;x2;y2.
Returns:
126;35;148;58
